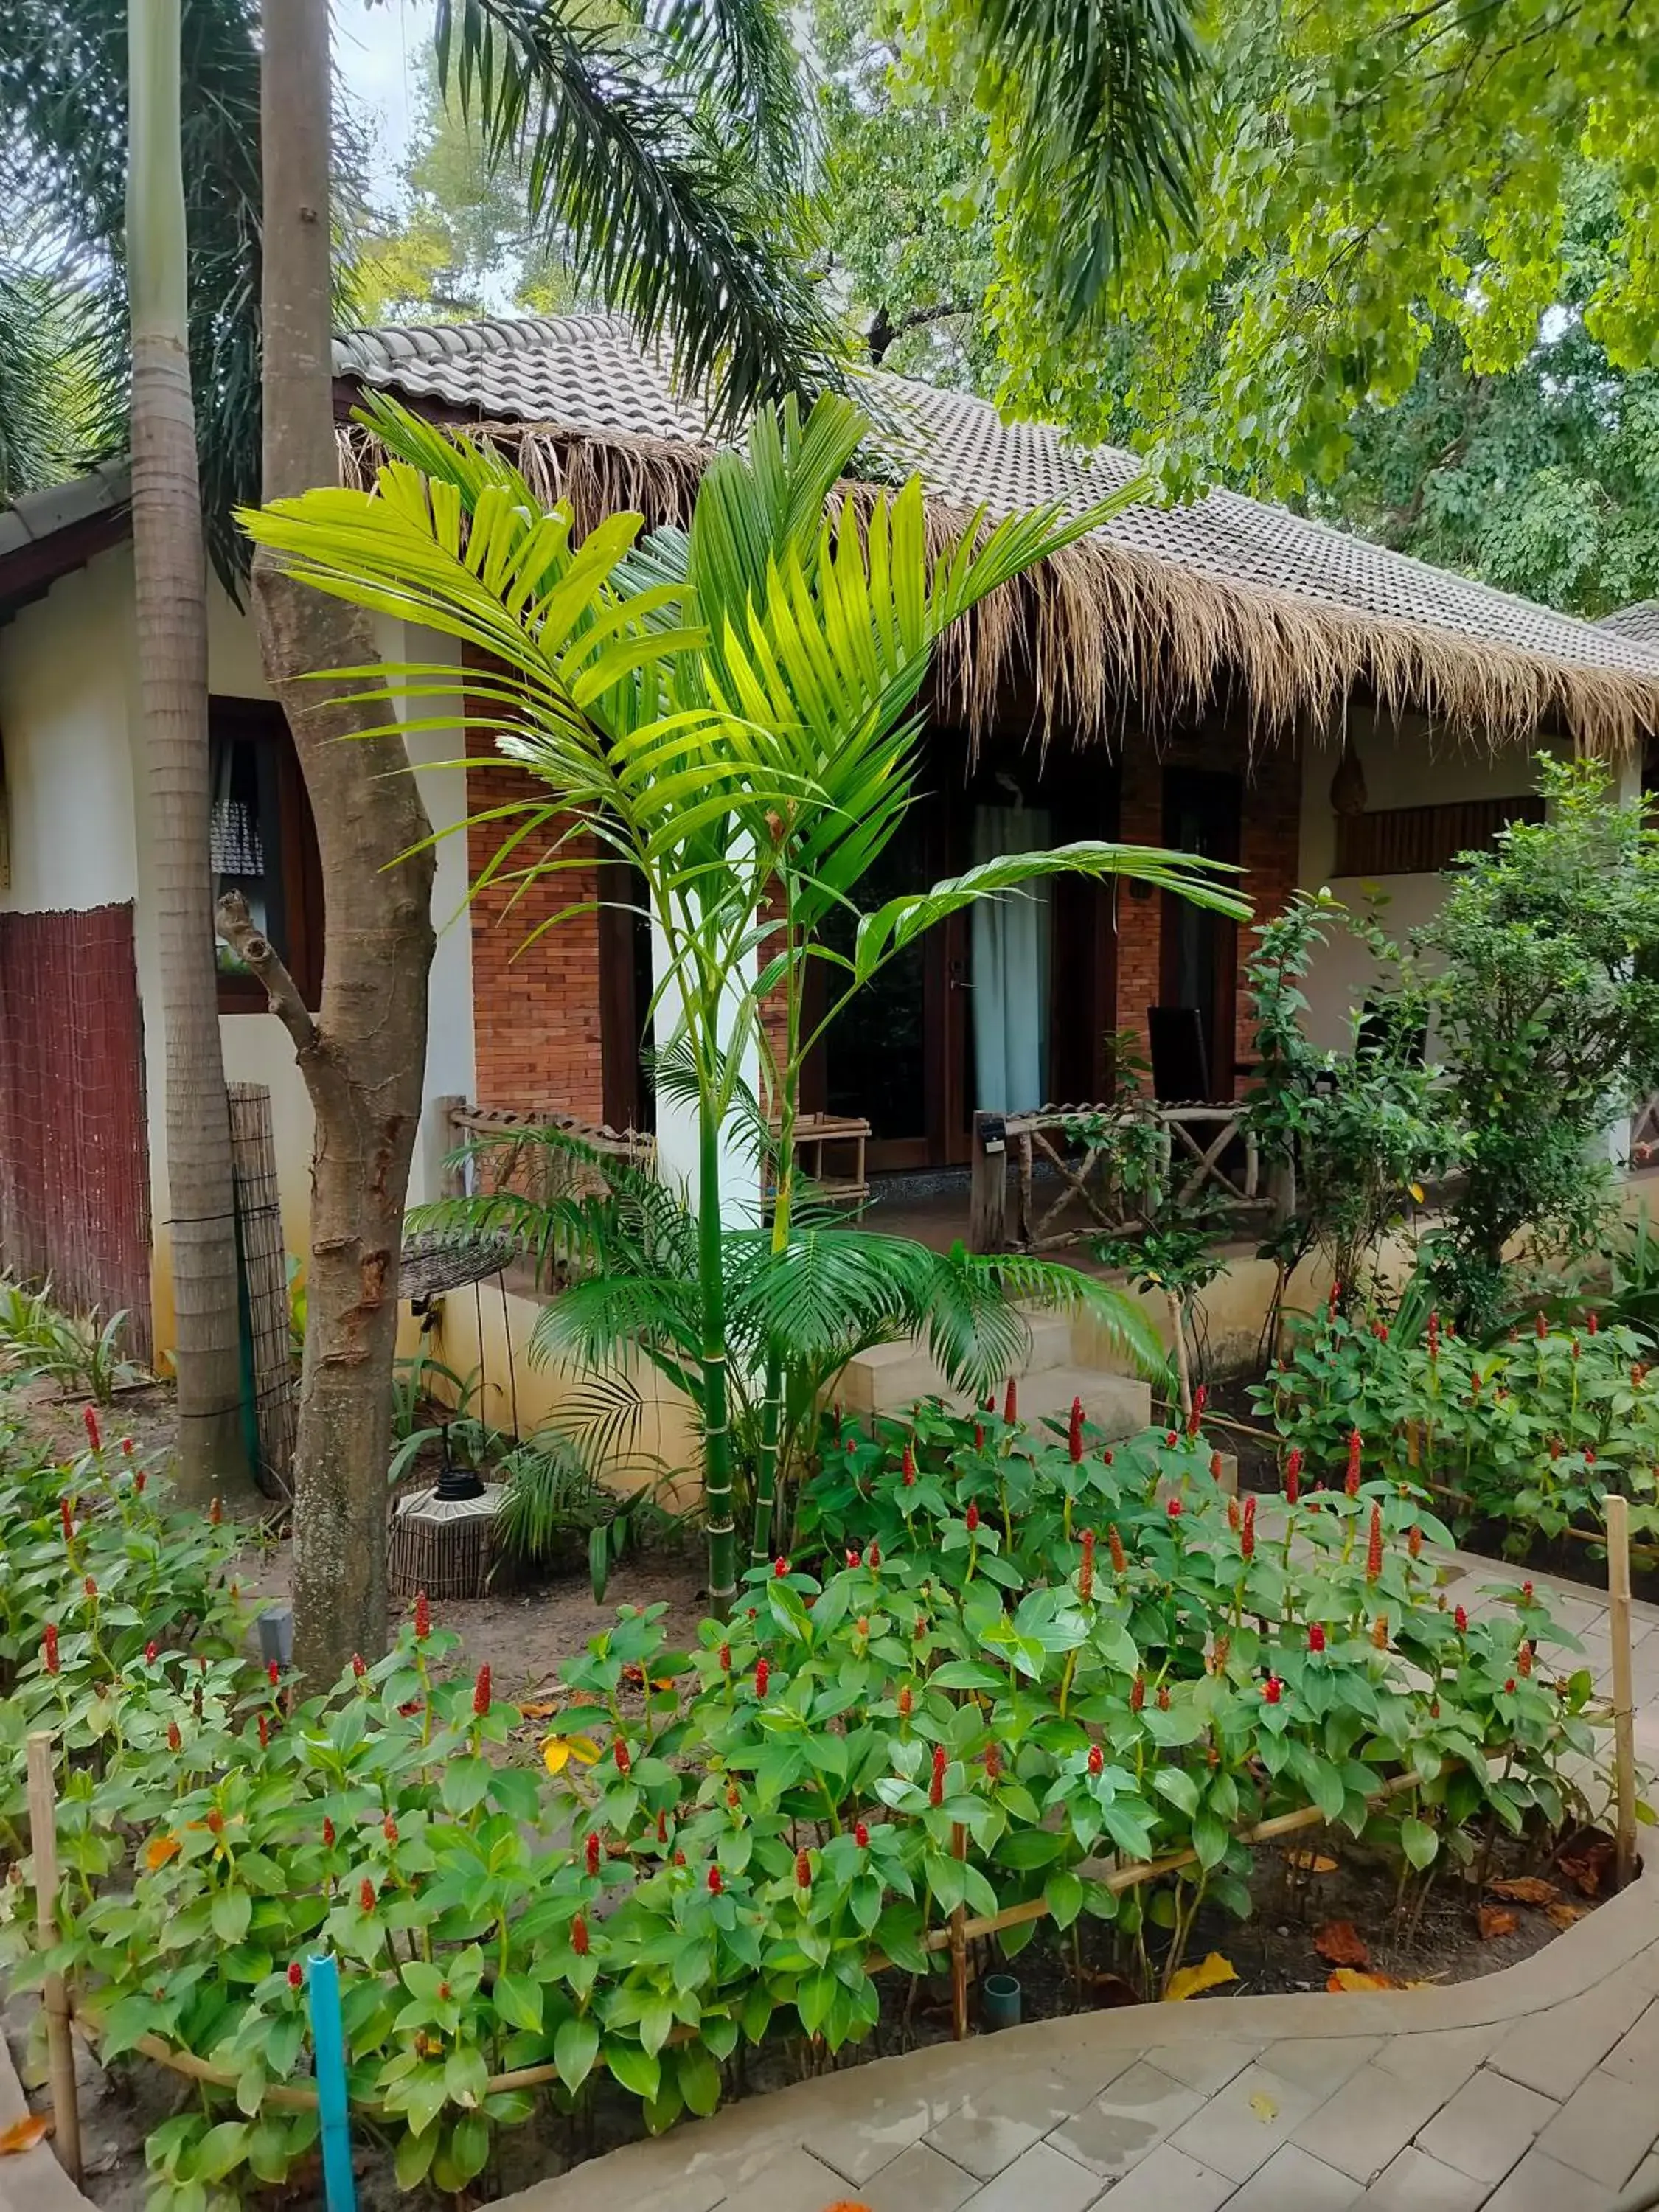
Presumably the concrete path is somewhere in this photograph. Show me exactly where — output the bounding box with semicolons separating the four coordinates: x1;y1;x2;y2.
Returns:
494;1551;1659;2212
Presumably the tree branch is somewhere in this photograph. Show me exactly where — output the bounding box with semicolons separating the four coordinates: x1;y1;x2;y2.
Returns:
866;299;976;365
215;890;319;1053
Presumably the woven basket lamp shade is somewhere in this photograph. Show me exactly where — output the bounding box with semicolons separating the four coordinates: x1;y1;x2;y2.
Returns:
388;1455;505;1601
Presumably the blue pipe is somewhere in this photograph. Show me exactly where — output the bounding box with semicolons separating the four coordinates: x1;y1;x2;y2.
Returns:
307;1952;358;2212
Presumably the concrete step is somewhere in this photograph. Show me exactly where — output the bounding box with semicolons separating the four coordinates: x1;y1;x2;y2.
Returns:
837;1342;1152;1443
835;1309;1078;1419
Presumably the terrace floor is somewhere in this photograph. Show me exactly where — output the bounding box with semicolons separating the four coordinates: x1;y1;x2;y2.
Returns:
496;1551;1659;2212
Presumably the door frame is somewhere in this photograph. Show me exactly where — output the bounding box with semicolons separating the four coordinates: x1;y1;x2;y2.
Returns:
1160;766;1242;1100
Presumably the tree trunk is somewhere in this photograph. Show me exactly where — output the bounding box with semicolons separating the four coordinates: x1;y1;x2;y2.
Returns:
128;0;249;1498
248;0;436;1681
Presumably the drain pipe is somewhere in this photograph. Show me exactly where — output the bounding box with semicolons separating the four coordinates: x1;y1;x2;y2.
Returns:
307;1952;358;2212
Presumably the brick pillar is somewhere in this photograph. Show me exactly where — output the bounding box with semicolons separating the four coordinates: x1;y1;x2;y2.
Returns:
1115;744;1164;1083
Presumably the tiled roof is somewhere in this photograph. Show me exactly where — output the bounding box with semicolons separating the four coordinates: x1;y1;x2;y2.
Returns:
1600;601;1659;646
333;315;1659;699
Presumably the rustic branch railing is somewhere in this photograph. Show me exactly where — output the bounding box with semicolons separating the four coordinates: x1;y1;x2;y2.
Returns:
970;1102;1270;1254
1632;1095;1659;1168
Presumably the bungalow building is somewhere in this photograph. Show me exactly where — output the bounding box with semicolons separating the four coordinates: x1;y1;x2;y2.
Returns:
2;311;1658;1405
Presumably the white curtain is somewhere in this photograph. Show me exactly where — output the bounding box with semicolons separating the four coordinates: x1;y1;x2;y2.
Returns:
971;804;1051;1114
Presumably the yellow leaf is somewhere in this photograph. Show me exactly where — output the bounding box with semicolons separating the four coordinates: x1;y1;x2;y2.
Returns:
1164;1952;1238;2002
0;2115;51;2155
543;1733;600;1774
1249;2093;1278;2124
1409;1183;1426;1203
142;1834;181;1871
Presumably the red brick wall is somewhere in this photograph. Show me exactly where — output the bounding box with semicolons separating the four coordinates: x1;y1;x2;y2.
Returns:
466;732;606;1119
1112;726;1304;1095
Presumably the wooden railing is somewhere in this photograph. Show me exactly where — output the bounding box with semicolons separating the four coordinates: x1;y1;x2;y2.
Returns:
969;1102;1273;1254
1632;1096;1659;1169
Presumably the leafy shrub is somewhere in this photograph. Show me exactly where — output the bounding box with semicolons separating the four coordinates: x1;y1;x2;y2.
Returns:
0;1403;1605;2211
0;1280;145;1405
1258;1295;1659;1551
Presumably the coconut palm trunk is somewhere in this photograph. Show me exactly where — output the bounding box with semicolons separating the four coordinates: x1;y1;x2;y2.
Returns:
215;0;436;1681
127;0;248;1497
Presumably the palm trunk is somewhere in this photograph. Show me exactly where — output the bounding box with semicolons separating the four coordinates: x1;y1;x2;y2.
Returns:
247;0;437;1681
127;0;248;1498
699;1111;737;1614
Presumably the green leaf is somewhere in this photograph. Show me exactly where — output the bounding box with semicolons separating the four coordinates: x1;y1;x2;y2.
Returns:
605;2040;661;2102
1045;1868;1085;1929
1400;1816;1439;1870
189;2121;249;2185
554;2014;600;2092
441;1757;493;1816
209;1889;251;1947
493;1971;543;2035
394;2125;439;2192
449;2112;491;2185
676;2039;723;2117
445;2045;490;2110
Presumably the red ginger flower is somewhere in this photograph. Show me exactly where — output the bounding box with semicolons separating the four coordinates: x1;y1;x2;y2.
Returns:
1087;1743;1104;1774
707;1865;723;1895
1227;1497;1240;1533
1518;1642;1534;1679
1589;1310;1599;1335
796;1849;811;1888
773;1557;789;1578
1371;1615;1389;1650
268;1660;281;1686
1408;1525;1423;1560
1102;1447;1113;1467
586;1832;601;1876
869;1541;881;1570
1284;1447;1302;1504
1209;1450;1224;1483
414;1590;430;1640
59;1497;73;1544
42;1624;58;1675
383;1816;398;1844
1130;1673;1145;1712
1308;1623;1326;1653
209;1496;222;1526
167;1720;181;1752
1004;1378;1018;1423
1165;1430;1179;1449
134;1469;146;1495
1455;1605;1468;1633
1346;1429;1363;1496
719;1642;731;1672
1079;1528;1096;1601
1537;1309;1548;1338
855;1820;869;1848
1157;1685;1171;1711
1366;1503;1383;1584
726;1783;740;1809
1428;1310;1441;1358
1522;1580;1534;1603
897;1684;913;1718
1263;1675;1283;1705
755;1659;770;1699
122;1436;133;1456
473;1664;491;1716
929;1745;947;1806
655;1810;667;1844
975;1421;984;1450
1186;1382;1207;1438
83;1575;97;1600
846;1547;862;1569
613;1737;632;1775
901;1442;916;1486
1166;1496;1183;1520
145;1640;158;1662
1108;1525;1127;1575
351;1653;366;1680
287;1961;303;1989
83;1405;100;1453
1505;1677;1517;1694
1242;1495;1256;1562
571;1913;590;1956
257;1714;270;1749
359;1879;376;1912
965;1501;981;1534
984;1742;1002;1781
1068;1396;1085;1463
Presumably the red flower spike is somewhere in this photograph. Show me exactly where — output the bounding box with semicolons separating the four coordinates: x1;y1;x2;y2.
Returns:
257;1713;269;1749
773;1557;789;1579
1589;1310;1600;1335
122;1436;133;1457
1166;1496;1183;1520
855;1820;869;1848
1157;1685;1171;1711
323;1817;335;1847
1079;1528;1096;1602
268;1660;281;1686
571;1913;591;1956
719;1642;731;1672
209;1496;222;1527
1068;1396;1085;1464
1346;1429;1363;1496
1102;1447;1113;1467
965;1501;981;1534
1308;1623;1326;1654
1186;1382;1207;1438
674;1849;686;1868
1518;1643;1534;1679
288;1961;304;1990
359;1879;375;1913
145;1640;158;1663
1165;1430;1179;1449
473;1664;491;1717
1427;1310;1441;1359
1004;1378;1018;1423
1537;1309;1548;1339
133;1469;146;1495
613;1738;633;1775
1227;1497;1241;1533
1087;1744;1104;1775
1371;1615;1388;1650
707;1864;723;1895
846;1547;862;1569
1108;1525;1127;1575
1242;1495;1256;1562
1455;1605;1468;1634
1366;1503;1383;1584
206;1809;225;1836
351;1654;366;1680
897;1684;913;1718
83;1405;100;1453
796;1849;811;1888
1130;1673;1146;1712
901;1441;916;1482
1522;1580;1534;1603
1210;1450;1224;1483
655;1810;667;1845
1408;1525;1423;1561
82;1575;96;1600
929;1745;947;1806
383;1816;398;1845
42;1624;58;1675
1572;1337;1582;1361
755;1659;770;1699
167;1720;181;1752
726;1783;740;1809
1263;1675;1283;1705
869;1541;881;1570
984;1742;1002;1781
1284;1447;1302;1505
1505;1677;1517;1694
59;1498;73;1544
974;1422;984;1450
414;1591;430;1641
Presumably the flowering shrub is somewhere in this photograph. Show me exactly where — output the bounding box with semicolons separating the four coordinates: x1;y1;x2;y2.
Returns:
1258;1297;1659;1549
0;1401;1608;2211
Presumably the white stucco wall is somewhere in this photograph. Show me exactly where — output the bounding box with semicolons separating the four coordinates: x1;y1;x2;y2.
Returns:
1295;711;1553;1051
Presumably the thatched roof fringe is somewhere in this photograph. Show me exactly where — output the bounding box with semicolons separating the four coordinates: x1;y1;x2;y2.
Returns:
337;419;1659;756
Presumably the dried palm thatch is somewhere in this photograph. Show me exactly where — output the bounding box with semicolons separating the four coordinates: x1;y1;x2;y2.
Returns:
335;413;1659;758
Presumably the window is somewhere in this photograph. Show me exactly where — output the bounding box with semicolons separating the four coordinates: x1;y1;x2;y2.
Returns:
210;698;324;1011
1333;795;1545;877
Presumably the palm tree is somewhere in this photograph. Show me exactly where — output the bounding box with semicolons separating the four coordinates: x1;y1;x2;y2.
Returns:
126;0;248;1495
240;388;1247;1607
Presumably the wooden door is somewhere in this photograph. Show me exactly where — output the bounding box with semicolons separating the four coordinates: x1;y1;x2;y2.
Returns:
1161;768;1242;1099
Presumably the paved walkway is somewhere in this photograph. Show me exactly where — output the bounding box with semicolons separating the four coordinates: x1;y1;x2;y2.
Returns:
497;1551;1659;2212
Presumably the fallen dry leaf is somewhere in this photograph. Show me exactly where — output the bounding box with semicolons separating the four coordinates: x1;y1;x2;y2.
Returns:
1558;1837;1615;1896
1248;2093;1279;2124
1487;1876;1558;1906
516;1700;560;1720
1545;1900;1591;1930
0;2115;52;2156
1326;1968;1409;1992
142;1834;181;1871
1313;1919;1371;1968
1475;1905;1518;1940
1164;1952;1238;2002
1075;1966;1140;2007
1284;1851;1338;1874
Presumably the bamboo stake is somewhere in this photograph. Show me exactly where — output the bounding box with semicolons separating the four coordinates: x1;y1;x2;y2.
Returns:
1607;1493;1639;1891
948;1820;970;2039
25;1734;80;2185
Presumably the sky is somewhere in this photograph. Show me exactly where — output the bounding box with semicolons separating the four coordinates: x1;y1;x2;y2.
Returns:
333;0;437;195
